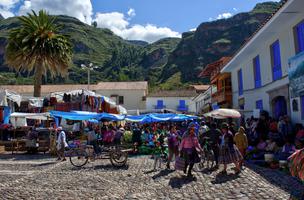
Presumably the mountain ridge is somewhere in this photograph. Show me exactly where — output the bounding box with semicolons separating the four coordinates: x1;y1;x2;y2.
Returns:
0;1;281;89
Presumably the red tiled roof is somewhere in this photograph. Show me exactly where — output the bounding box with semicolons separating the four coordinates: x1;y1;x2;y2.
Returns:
0;81;148;94
148;90;197;97
199;57;231;77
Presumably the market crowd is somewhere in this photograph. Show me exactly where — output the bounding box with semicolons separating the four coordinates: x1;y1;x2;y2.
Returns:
52;112;304;180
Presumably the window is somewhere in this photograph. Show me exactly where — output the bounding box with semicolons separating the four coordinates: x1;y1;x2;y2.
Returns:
179;100;186;107
253;56;262;88
271;40;282;81
238;69;243;96
118;96;124;104
178;100;187;111
301;96;304;120
256;100;263;110
295;20;304;53
156;100;164;109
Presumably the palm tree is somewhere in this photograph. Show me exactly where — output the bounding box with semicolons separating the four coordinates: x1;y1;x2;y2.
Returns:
5;10;73;97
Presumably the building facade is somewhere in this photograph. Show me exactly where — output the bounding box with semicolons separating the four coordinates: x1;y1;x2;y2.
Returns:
0;81;148;111
192;86;212;114
221;0;304;123
199;57;232;110
146;90;198;113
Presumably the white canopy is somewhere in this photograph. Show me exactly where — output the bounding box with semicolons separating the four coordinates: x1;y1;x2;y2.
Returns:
204;108;241;119
10;112;49;120
0;89;22;106
10;112;50;127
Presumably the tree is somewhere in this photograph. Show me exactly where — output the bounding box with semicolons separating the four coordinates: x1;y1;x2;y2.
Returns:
92;21;97;28
5;10;73;97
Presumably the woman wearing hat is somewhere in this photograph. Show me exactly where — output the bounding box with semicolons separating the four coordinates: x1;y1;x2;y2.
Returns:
218;123;243;174
179;123;203;177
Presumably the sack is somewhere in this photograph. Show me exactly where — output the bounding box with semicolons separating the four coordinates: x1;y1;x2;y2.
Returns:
175;156;185;171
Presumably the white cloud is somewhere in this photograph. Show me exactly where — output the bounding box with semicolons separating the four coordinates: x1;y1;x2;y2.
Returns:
94;12;129;31
233;8;238;12
127;8;135;18
120;24;180;43
2;0;179;43
18;0;93;24
189;28;196;32
216;12;232;20
94;11;180;43
0;0;19;18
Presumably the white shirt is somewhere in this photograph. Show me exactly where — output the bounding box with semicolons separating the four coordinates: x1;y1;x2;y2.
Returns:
57;131;68;150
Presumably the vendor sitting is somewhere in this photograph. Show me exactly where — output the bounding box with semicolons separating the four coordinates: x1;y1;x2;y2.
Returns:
248;138;267;160
265;138;278;153
26;125;39;154
278;139;296;160
85;127;101;154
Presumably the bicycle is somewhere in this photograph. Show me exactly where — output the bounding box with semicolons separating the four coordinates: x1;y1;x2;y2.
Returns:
195;137;215;171
66;140;131;168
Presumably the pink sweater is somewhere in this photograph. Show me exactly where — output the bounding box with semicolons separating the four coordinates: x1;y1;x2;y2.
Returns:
179;136;201;151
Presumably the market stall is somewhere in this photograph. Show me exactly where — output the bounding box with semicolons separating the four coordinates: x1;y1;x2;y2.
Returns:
204;108;241;119
0;89;22;124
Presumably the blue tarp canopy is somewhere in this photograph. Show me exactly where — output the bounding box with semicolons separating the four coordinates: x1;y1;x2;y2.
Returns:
49;111;197;125
125;113;197;123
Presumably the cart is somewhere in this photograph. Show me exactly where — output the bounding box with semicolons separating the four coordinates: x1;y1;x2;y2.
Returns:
66;143;131;168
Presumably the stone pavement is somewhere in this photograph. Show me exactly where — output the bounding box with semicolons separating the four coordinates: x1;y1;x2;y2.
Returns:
0;154;303;200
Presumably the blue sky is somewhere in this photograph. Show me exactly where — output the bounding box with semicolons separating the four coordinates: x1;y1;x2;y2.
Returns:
92;0;279;33
0;0;279;42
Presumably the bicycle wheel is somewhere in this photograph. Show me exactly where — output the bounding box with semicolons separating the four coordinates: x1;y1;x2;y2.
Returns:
110;149;128;167
69;149;89;167
206;151;215;169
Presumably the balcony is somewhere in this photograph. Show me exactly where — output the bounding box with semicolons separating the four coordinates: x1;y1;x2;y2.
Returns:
212;87;232;104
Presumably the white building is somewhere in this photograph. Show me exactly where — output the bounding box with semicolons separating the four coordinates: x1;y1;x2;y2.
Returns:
192;86;213;114
0;81;148;111
146;90;198;113
221;0;304;123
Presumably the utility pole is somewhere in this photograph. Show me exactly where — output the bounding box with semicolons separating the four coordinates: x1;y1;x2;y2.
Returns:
81;63;97;90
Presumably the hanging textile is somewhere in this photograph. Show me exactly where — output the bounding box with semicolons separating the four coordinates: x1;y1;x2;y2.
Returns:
3;106;11;124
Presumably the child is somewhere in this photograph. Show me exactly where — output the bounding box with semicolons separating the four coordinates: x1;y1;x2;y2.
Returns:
153;142;163;171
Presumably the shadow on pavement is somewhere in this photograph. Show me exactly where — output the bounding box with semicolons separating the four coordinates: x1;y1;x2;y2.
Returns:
246;163;304;199
168;176;197;189
152;169;174;180
211;172;240;184
0;153;53;161
93;163;129;171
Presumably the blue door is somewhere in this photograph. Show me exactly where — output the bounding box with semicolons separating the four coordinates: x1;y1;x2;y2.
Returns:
273;96;287;119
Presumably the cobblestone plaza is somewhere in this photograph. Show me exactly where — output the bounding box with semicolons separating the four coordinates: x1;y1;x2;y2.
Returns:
0;154;303;200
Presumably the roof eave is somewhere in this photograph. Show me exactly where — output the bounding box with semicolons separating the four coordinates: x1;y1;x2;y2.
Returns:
221;0;291;73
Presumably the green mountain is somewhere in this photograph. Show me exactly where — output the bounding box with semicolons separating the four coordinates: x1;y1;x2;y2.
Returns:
0;1;281;88
160;2;281;84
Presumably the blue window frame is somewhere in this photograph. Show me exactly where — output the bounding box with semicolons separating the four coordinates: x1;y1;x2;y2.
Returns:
256;100;263;110
296;21;304;53
271;40;282;81
253;56;262;88
301;96;304;120
238;69;243;96
156;100;164;109
177;100;188;111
